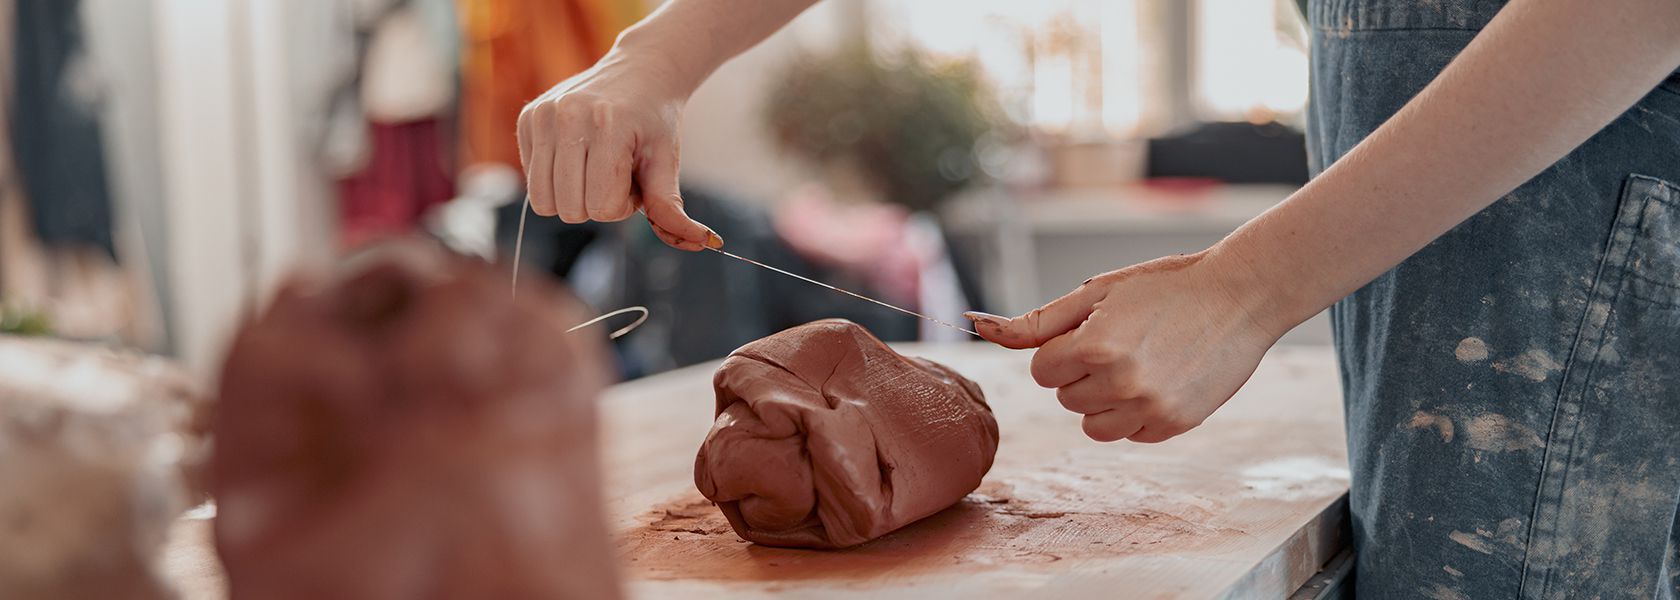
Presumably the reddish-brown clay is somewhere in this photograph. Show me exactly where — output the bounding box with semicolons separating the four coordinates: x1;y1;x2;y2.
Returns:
212;240;620;600
695;319;999;549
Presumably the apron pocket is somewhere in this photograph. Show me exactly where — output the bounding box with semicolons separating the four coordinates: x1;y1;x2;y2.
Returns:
1614;175;1680;310
1521;174;1680;598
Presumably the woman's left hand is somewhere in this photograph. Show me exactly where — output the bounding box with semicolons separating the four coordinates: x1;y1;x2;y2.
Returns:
965;252;1285;443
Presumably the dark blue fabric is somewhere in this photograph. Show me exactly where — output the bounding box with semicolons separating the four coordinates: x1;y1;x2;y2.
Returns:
617;186;918;372
10;0;115;257
1307;1;1680;597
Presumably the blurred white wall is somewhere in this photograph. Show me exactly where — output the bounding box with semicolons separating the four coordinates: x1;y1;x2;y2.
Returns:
84;0;172;351
153;0;251;376
152;0;329;375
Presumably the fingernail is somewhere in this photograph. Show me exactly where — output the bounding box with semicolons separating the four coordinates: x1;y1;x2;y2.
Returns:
963;311;1007;329
705;231;725;249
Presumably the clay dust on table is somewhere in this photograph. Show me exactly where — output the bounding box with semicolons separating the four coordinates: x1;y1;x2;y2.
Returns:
619;466;1244;583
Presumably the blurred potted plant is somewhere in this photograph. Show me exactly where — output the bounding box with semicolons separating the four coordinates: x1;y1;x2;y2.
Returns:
0;303;51;336
763;42;1011;212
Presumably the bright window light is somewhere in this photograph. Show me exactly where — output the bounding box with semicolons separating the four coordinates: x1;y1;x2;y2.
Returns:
871;0;1148;136
1193;0;1309;121
872;0;1309;135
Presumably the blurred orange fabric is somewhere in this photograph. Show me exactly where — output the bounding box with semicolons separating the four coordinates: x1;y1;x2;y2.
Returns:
457;0;644;172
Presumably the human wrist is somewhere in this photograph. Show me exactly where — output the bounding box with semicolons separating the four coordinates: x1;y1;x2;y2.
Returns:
1199;238;1317;343
610;25;713;100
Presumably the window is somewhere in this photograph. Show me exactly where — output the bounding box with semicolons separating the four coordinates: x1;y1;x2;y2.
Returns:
1193;0;1309;123
868;0;1309;136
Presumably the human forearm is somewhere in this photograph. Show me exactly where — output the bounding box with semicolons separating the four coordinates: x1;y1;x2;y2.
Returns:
611;0;821;98
961;0;1680;445
1209;0;1680;336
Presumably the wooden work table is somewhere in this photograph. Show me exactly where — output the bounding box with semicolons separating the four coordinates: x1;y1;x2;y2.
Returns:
164;344;1351;599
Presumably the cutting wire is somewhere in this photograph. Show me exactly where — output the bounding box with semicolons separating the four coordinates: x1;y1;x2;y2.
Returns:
511;196;648;340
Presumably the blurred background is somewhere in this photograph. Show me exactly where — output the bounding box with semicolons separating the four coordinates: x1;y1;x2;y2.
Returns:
0;0;1324;380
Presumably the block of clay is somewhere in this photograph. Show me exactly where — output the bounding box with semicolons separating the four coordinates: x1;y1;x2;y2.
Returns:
212;241;620;600
0;336;205;600
695;319;998;549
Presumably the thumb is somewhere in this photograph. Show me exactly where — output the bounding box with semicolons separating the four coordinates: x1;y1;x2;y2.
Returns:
636;137;721;251
965;282;1106;349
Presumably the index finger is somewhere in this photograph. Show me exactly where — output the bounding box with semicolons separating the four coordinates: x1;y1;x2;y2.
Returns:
965;281;1107;349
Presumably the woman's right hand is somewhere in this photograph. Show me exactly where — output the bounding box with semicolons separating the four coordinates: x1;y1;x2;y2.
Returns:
516;51;723;251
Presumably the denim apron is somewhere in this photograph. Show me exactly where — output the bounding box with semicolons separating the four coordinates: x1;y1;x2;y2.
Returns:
1306;1;1680;597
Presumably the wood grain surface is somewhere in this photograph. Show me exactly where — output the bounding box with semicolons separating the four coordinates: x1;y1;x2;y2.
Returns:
162;344;1349;599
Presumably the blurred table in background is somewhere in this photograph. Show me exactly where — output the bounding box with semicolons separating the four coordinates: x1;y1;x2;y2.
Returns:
944;184;1332;346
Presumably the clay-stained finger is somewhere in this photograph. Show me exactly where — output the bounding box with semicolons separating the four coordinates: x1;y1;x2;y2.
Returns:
648;220;706;251
636;137;719;249
964;280;1105;350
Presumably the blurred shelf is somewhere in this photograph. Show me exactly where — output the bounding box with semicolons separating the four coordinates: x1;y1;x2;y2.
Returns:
944;183;1328;345
1019;184;1296;235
